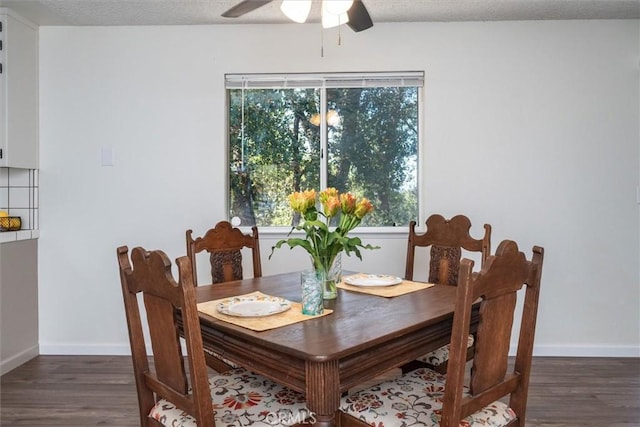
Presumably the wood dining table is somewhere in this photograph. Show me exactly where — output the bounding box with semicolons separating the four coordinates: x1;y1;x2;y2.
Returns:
191;271;478;427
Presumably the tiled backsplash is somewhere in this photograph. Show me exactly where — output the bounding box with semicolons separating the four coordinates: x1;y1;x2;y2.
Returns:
0;168;39;230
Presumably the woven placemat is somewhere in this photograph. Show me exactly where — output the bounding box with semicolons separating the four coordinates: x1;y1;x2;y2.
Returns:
337;275;434;297
197;291;332;332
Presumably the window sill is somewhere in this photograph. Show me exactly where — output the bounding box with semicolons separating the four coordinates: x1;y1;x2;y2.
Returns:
247;226;412;240
0;229;39;243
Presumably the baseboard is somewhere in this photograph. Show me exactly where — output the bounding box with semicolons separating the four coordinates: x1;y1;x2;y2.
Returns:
1;345;39;375
39;343;640;358
39;343;132;356
528;344;640;357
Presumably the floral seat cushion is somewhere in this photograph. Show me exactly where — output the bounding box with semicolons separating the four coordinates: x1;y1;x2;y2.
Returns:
149;368;309;427
417;334;475;367
340;367;516;427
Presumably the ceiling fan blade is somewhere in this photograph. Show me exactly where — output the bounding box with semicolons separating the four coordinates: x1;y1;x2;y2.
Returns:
347;0;373;32
222;0;274;18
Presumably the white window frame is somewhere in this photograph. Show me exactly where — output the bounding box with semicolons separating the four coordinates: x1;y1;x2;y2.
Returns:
225;71;425;235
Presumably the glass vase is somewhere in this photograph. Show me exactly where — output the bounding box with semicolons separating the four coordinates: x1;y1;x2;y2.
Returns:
313;252;342;300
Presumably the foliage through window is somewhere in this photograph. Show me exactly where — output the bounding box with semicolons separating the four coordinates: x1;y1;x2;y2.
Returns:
227;72;423;229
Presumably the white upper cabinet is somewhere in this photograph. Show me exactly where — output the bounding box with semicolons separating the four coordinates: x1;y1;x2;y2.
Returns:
0;9;38;169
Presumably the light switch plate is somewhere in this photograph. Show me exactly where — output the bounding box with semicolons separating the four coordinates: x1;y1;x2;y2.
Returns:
101;147;114;166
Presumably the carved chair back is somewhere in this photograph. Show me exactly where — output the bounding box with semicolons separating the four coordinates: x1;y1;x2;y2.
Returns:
186;220;262;286
405;214;491;285
116;246;215;427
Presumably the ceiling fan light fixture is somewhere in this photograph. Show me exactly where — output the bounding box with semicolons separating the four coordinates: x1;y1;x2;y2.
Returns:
324;0;354;15
222;0;373;32
322;2;349;28
322;12;349;28
280;0;312;23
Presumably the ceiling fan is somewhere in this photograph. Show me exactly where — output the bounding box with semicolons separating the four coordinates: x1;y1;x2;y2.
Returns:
222;0;374;32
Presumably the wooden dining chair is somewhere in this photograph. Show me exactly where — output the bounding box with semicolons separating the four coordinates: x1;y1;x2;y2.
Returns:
116;245;309;427
340;240;544;427
403;214;491;374
186;220;262;371
186;220;262;286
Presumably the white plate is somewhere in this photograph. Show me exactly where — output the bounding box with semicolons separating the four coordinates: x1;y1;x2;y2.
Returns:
343;274;403;287
216;295;292;317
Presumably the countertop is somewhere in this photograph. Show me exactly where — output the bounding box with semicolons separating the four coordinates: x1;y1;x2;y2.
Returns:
0;230;39;243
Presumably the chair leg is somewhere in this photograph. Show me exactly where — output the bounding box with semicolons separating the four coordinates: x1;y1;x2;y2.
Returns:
399;359;431;374
465;344;475;363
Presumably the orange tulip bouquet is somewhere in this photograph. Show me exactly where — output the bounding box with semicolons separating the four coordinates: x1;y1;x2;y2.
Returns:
270;188;378;298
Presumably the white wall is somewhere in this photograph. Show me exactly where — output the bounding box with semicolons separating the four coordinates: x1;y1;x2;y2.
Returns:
37;20;639;356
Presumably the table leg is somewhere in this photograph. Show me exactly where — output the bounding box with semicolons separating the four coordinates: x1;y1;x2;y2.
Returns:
306;360;340;427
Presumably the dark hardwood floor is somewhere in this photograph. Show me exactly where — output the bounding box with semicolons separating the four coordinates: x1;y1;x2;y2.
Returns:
1;356;638;426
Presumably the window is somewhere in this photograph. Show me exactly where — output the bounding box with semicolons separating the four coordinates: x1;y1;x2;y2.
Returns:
226;72;423;229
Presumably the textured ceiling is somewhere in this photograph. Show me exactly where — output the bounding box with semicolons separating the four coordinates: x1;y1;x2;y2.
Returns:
0;0;638;26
